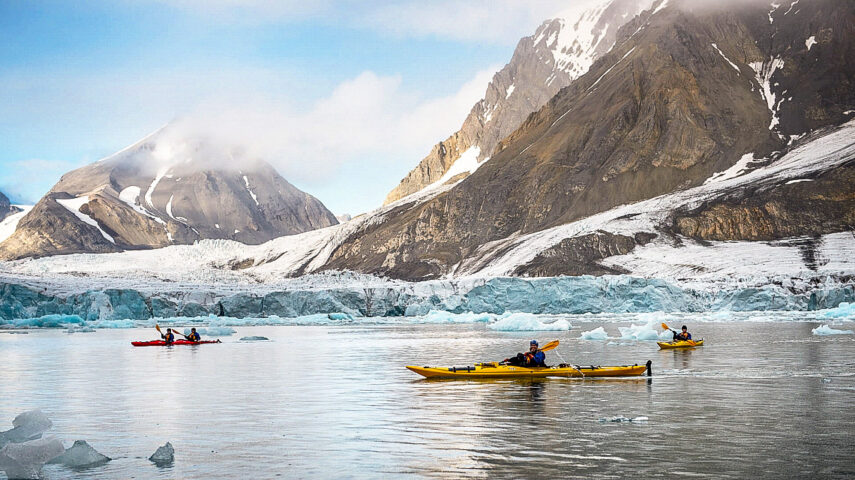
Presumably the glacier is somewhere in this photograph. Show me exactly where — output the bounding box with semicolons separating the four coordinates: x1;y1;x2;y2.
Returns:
1;275;854;326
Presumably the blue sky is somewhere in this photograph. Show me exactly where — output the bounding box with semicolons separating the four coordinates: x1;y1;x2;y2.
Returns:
0;0;577;214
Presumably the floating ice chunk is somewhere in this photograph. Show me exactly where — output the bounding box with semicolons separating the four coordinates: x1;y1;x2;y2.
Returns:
598;416;648;423
149;442;174;464
185;327;235;336
0;410;53;447
812;325;854;335
67;326;96;333
4;315;84;329
240;336;269;341
821;378;832;383
819;302;855;319
618;318;670;341
47;440;110;468
488;313;571;331
89;319;136;329
327;312;354;321
422;310;492;324
580;327;609;340
0;437;65;479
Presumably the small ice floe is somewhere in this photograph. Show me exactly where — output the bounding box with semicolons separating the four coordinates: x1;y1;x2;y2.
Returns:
0;410;53;447
420;310;492;324
618;318;671;341
185;327;235;337
487;313;571;331
580;327;609;340
819;302;855;319
66;326;96;334
149;442;174;464
598;416;649;423
239;336;269;341
327;312;354;321
0;437;65;480
48;440;110;468
821;378;832;383
812;325;854;335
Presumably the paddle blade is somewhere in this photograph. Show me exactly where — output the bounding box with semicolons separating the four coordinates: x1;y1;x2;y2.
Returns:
540;340;559;352
155;324;162;334
661;322;670;331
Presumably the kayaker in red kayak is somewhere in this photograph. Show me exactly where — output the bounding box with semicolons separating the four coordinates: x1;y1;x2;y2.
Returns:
673;325;692;341
161;328;175;345
185;328;201;342
503;340;547;367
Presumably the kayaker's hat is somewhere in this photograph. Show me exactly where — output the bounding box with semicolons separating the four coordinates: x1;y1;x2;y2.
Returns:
530;340;538;346
681;325;687;330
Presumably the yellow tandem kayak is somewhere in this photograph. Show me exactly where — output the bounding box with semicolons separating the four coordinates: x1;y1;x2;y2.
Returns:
406;361;651;379
657;339;704;349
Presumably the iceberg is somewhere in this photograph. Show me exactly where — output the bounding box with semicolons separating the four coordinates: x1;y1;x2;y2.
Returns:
149;442;174;464
819;302;855;319
239;336;269;341
47;440;110;468
0;410;53;448
2;314;83;328
580;326;609;340
0;437;65;480
421;310;492;324
488;313;571;331
618;318;672;341
184;327;235;336
811;324;854;335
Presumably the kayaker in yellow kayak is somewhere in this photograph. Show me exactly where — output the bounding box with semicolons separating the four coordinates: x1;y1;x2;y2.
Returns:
673;325;692;342
503;340;547;367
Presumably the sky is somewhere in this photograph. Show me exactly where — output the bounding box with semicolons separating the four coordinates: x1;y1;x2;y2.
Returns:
0;0;589;215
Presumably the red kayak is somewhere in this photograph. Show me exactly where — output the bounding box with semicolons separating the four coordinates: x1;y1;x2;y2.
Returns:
131;340;221;347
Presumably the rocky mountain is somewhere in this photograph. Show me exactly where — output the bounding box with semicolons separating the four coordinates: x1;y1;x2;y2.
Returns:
0;127;338;260
319;0;855;280
0;192;20;222
383;0;655;205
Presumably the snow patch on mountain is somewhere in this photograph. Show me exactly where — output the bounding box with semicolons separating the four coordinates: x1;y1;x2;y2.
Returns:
243;175;259;206
711;43;740;73
805;35;817;50
145;166;170;209
704;153;759;184
55;196;115;243
0;206;32;243
749;57;786;132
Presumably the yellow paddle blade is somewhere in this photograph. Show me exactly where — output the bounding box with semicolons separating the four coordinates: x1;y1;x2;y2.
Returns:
540;340;559;352
155;324;162;333
661;322;671;331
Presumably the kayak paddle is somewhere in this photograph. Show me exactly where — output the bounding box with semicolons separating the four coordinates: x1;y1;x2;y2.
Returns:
661;322;695;346
540;340;559;352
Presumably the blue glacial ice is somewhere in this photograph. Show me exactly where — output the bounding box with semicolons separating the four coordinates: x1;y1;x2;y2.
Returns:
819;302;855;319
580;327;609;340
487;313;571;331
811;324;854;335
2;275;855;324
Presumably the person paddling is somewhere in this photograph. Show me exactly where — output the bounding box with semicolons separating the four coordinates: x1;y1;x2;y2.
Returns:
184;328;201;342
161;328;175;345
673;325;692;342
504;340;547;367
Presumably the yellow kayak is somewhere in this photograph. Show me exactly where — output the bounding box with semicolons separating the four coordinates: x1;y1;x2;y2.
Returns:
658;339;704;349
406;361;651;379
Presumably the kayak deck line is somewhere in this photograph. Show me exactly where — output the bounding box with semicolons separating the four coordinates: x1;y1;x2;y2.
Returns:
407;360;652;379
131;339;222;347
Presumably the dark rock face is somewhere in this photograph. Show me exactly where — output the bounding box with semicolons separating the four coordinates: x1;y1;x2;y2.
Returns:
674;163;855;241
384;0;655;204
514;231;657;277
326;0;855;281
0;127;338;260
0;192;20;222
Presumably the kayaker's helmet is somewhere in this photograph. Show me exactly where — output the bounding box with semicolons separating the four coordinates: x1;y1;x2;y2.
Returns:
681;325;687;330
530;340;538;346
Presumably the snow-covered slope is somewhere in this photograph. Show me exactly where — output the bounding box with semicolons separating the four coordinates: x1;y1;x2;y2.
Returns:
383;0;655;205
0;205;32;243
2;120;853;292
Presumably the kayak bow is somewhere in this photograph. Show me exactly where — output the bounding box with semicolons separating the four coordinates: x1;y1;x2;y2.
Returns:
406;361;651;379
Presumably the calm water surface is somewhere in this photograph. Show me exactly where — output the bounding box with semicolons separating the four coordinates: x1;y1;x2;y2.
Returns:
1;321;854;479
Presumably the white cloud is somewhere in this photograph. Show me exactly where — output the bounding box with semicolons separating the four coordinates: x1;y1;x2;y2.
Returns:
166;65;499;184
